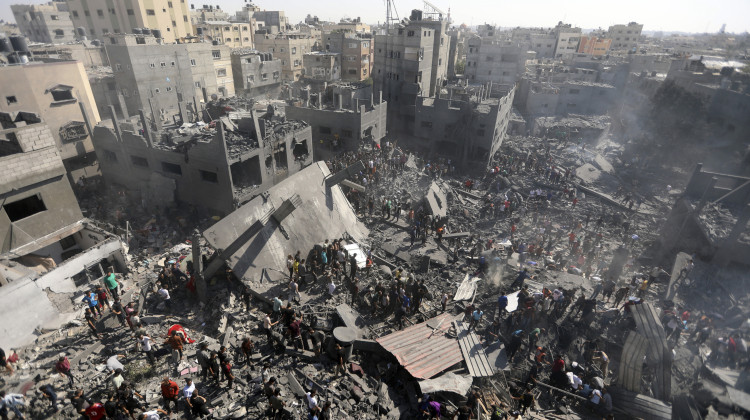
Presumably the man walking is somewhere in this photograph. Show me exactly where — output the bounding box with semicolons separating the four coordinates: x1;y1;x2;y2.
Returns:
55;355;75;387
160;377;179;415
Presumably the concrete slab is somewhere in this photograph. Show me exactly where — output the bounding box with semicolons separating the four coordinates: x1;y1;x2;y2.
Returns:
203;162;368;299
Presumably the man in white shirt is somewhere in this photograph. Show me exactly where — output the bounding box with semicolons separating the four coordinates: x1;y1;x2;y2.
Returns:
306;390;319;411
328;279;336;295
182;378;195;399
139;408;168;420
0;391;26;419
138;334;155;365
106;354;125;372
157;286;171;309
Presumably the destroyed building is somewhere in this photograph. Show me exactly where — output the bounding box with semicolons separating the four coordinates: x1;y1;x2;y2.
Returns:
465;28;533;85
302;51;341;81
322;30;374;81
0;60;101;180
0;119;127;348
254;32;318;81
230;49;283;99
285;85;387;159
10;1;76;44
413;83;516;167
91;104;313;215
104;33;234;121
515;78;618;118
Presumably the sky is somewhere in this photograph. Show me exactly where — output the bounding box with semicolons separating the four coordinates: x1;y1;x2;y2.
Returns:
1;0;748;34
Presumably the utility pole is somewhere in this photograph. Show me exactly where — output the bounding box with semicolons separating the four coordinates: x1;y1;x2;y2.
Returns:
192;229;208;304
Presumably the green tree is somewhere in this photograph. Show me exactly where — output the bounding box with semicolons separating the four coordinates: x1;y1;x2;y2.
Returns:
455;59;465;74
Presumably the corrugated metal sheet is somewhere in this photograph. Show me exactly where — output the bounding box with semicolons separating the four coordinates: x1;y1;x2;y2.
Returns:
630;302;672;400
454;320;495;377
376;313;463;379
619;330;648;392
453;274;479;302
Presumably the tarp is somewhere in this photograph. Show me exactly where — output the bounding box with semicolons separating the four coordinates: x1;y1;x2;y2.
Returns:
418;372;473;396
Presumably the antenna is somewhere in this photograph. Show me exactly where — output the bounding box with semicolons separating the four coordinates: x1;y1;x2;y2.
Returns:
382;0;399;97
423;0;445;20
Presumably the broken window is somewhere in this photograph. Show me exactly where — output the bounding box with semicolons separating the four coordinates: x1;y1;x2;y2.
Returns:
3;194;47;222
200;170;218;183
102;149;118;162
6;96;17;105
212;50;221;59
292;140;308;160
273;144;288;171
217;68;227;77
50;87;75;103
161;162;182;175
59;235;77;250
59;121;87;143
130;155;148;167
231;156;262;188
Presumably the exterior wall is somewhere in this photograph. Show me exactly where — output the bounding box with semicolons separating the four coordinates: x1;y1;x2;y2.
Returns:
465;37;526;85
11;1;76;43
303;52;340;81
608;22;643;51
29;43;108;68
529;32;557;59
66;0;192;43
285;101;387;157
578;36;611;56
189;7;228;24
0;123;83;254
320;21;370;33
555;26;581;58
250;11;289;33
231;53;282;99
193;21;253;48
323;31;373;81
105;36;231;119
0;61;101;161
254;34;317;81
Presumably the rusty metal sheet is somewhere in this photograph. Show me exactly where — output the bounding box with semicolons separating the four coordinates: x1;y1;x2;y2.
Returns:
376;313;462;379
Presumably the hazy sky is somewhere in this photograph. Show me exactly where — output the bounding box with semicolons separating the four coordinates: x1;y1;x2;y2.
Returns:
1;0;748;34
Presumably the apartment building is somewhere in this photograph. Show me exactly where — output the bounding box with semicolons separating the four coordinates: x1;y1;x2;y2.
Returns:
254;33;317;81
104;33;234;121
231;51;283;99
578;36;612;56
608;22;643;52
189;4;228;25
323;31;373;81
303;52;341;81
66;0;191;43
465;32;529;85
11;1;76;43
193;20;254;48
554;22;582;59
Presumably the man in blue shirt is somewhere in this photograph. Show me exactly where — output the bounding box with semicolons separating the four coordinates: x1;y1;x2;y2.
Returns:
498;292;509;317
469;309;484;331
401;294;411;314
82;290;101;317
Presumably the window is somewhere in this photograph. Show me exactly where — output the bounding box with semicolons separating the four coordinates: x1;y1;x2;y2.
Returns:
51;15;59;20
243;37;249;41
154;88;160;93
342;129;353;138
261;73;268;80
166;86;172;91
319;126;331;134
348;69;357;75
160;62;166;68
200;170;218;183
84;10;90;16
146;9;155;15
50;88;74;102
72;10;79;17
116;63;122;71
190;59;196;66
217;68;226;77
242;26;248;31
127;9;134;15
171;61;175;66
110;37;117;44
102;149;118;162
97;9;104;17
273;71;279;78
161;162;182;175
6;96;17;105
150;63;155;68
225;38;231;42
291;47;296;54
280;47;285;53
247;75;255;82
59;235;77;250
168;1;173;7
59;121;87;142
212;50;221;59
407;30;415;37
194;81;201;88
102;28;109;34
131;155;149;167
3;195;46;221
184;16;188;22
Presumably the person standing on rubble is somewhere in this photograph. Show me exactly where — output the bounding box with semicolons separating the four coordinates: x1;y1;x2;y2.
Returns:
218;346;234;389
469;308;484;331
83;289;102;318
164;331;184;367
85;308;103;340
160;377;179;415
288;278;301;304
104;268;119;299
334;344;346;376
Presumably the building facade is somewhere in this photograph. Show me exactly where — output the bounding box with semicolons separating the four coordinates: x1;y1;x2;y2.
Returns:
91;107;313;215
0;60;101;174
302;52;341;81
254;33;317;81
189;4;228;25
323;31;373;81
11;1;76;43
231;50;283;99
66;0;192;43
577;36;611;56
193;20;254;48
608;22;643;52
554;22;581;58
104;34;234;120
465;34;528;85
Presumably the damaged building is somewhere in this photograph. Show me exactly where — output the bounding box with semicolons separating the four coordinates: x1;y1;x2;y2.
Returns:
285;84;387;159
0;119;127;349
230;49;283;99
91;103;313;216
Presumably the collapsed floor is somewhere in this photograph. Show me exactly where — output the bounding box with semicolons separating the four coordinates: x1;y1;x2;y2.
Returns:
1;130;749;420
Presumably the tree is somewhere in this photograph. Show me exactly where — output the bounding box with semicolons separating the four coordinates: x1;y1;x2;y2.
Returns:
455;59;465;75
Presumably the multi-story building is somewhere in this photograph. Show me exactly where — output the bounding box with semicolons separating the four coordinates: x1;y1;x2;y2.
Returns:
240;9;289;34
193;20;254;48
515;78;618;117
91;103;313;215
302;52;340;81
320;18;370;34
465;32;529;85
11;1;76;43
577;36;612;56
189;4;228;25
373;9;449;131
254;33;317;81
231;50;283;99
104;33;234;121
554;22;581;59
66;0;192;44
413;84;516;168
323;31;373;81
608;22;643;52
29;41;108;67
0;60;101;177
285;86;387;160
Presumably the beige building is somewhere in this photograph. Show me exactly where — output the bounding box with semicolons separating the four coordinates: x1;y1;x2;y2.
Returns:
321;18;370;34
189;5;228;25
193;20;254;48
11;1;77;43
66;0;192;43
0;60;101;175
608;22;643;51
323;31;373;81
303;52;340;81
254;33;317;81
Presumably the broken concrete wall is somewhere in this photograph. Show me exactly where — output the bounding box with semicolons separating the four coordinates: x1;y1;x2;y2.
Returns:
658;197;715;259
0;124;84;255
685;163;750;206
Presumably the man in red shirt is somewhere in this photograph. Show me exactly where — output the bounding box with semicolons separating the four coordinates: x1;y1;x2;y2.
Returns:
85;402;105;420
160;377;179;414
552;355;565;373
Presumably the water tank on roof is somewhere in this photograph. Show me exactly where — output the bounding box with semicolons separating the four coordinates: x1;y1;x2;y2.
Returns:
212;40;219;45
151;29;161;39
19;54;29;64
0;38;11;53
196;27;204;35
7;54;19;64
91;39;101;47
142;28;152;35
9;36;29;52
133;28;143;34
